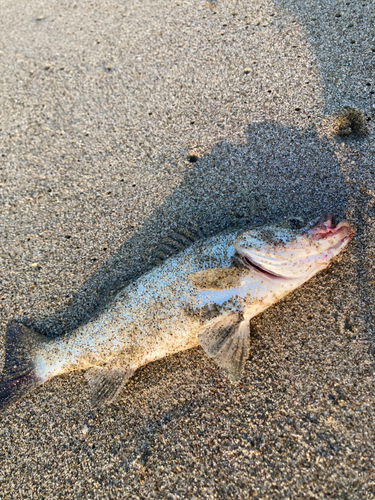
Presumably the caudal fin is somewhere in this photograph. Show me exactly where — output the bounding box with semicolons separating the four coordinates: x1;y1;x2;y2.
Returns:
0;323;45;411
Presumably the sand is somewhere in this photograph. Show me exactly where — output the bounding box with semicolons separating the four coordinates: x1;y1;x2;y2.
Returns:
0;0;374;497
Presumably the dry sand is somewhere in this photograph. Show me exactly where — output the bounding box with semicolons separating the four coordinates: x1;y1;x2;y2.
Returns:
0;0;374;498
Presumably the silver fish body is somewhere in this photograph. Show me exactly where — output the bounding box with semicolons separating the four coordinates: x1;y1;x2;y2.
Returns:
0;216;355;409
36;232;239;380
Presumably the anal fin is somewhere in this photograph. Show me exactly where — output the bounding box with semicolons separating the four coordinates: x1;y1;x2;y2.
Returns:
198;312;250;382
85;367;134;407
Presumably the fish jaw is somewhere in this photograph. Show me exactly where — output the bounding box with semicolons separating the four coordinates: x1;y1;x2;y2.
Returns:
303;216;355;272
234;216;355;282
307;215;356;244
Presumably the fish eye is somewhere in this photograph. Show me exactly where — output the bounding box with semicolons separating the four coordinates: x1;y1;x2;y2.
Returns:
279;216;304;230
288;218;304;230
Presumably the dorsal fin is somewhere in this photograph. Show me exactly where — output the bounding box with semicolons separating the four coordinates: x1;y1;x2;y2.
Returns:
154;222;207;256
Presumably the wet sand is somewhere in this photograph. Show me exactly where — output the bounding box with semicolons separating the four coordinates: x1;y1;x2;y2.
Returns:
0;0;374;497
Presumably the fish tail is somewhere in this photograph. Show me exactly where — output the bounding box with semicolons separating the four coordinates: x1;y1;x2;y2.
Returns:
0;322;46;411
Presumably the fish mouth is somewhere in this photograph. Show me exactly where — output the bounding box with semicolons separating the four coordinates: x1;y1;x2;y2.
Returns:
309;214;356;241
235;216;356;280
235;252;287;279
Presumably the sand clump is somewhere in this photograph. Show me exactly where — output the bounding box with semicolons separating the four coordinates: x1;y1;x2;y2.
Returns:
323;107;369;139
189;267;247;290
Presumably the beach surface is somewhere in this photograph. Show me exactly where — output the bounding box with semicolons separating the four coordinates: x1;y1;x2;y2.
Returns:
0;0;374;497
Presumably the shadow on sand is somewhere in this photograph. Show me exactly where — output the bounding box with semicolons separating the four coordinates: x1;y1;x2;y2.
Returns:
20;120;348;336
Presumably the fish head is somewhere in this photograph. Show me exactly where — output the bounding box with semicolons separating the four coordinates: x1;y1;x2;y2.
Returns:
234;215;356;283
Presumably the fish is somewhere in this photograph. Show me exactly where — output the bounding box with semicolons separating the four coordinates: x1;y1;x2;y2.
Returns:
0;215;355;410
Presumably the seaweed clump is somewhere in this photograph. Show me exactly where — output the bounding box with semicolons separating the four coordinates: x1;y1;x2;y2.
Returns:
327;107;369;138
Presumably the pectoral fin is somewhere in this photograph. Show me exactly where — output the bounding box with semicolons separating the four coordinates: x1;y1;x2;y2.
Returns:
85;367;134;407
198;312;250;382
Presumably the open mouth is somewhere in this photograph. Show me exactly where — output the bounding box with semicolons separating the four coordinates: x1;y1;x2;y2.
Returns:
310;215;356;241
236;252;287;279
234;216;356;283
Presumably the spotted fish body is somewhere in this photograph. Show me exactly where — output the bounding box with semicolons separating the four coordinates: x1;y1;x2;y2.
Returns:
0;216;355;409
36;232;239;380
